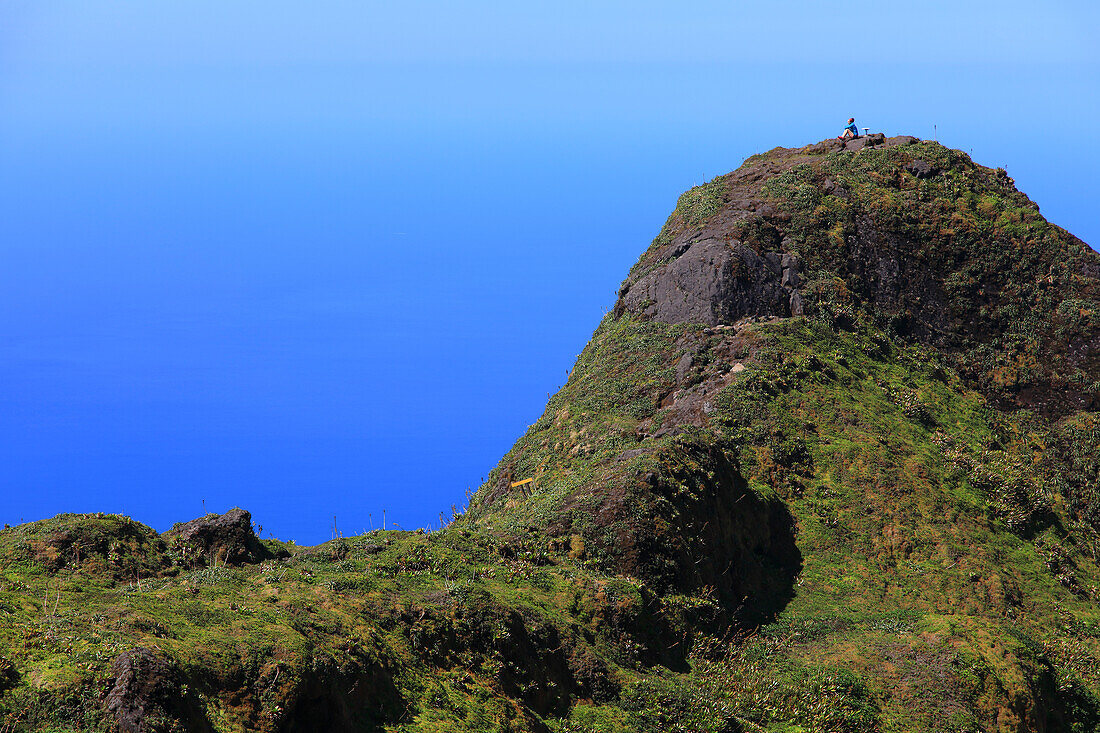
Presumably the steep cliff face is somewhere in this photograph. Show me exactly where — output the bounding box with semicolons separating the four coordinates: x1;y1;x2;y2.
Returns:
1;138;1099;733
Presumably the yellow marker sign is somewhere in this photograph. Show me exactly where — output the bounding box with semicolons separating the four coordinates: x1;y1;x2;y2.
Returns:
510;478;533;488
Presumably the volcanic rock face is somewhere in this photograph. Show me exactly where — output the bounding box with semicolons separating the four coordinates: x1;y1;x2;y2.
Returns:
616;238;796;325
615;135;923;329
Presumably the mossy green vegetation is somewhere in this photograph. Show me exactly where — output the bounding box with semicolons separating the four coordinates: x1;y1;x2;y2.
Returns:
469;307;1100;731
2;138;1098;731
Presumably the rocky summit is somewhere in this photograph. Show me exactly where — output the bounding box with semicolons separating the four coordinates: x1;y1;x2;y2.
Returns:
1;136;1099;733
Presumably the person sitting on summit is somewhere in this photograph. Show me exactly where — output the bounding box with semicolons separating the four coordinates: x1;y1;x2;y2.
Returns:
838;118;859;140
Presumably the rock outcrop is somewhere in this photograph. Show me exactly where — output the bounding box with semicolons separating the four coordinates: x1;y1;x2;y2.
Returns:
162;508;271;568
614;135;921;330
105;648;207;733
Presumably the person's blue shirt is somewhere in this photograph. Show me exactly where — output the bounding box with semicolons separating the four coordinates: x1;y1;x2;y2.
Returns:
846;121;859;136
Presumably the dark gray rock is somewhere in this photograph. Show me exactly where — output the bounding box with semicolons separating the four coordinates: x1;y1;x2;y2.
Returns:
162;508;270;568
844;132;887;151
790;291;804;316
781;268;800;289
0;657;18;694
105;648;204;733
906;159;938;179
810;135;915;156
806;139;844;155
781;253;802;271
823;177;850;199
670;240;693;258
617;239;792;326
675;352;695;383
884;135;920;146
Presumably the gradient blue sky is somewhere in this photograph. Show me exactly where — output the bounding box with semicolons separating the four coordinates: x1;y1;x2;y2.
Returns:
2;2;1098;543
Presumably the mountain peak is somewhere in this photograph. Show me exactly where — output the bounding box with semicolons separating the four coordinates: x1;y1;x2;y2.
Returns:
613;136;1097;414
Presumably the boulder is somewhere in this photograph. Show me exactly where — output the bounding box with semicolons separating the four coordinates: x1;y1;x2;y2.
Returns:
906;159;938;179
844;132;887;151
884;135;920;146
105;648;203;733
162;508;270;568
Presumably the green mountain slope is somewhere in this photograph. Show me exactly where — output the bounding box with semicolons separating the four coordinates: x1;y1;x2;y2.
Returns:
2;136;1098;733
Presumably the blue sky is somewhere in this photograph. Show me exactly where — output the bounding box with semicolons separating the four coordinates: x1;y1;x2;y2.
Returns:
2;2;1098;542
